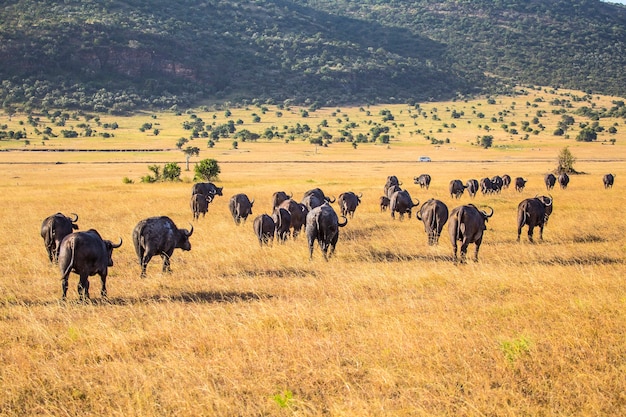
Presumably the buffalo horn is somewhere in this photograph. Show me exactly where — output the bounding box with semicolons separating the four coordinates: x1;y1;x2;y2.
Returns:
70;213;79;222
358;192;363;198
206;194;213;203
482;206;494;218
328;195;336;204
412;198;420;208
338;215;348;227
545;195;553;206
186;223;194;237
111;238;123;248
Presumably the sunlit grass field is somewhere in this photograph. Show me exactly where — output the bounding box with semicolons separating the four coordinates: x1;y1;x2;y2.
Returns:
1;88;625;415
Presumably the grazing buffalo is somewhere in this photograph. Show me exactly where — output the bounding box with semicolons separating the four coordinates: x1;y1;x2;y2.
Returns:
390;190;420;220
466;179;479;198
491;175;503;193
384;175;402;197
305;203;348;260
132;216;194;278
229;193;255;224
41;212;79;263
603;173;615;189
271;191;292;211
379;196;390;212
58;229;122;300
502;174;512;189
278;199;308;238
191;182;223;197
480;177;494;195
545;173;556;190
338;191;362;218
515;177;528;192
448;204;494;263
414;174;431;190
273;207;291;243
416;199;449;245
558;172;570;189
449;179;466;199
253;214;275;246
517;195;553;242
302;188;335;211
190;193;213;220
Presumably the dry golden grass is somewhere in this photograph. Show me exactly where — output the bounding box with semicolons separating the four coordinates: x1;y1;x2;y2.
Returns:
1;89;625;416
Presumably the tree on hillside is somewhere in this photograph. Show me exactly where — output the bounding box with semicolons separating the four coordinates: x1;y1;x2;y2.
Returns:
556;146;577;174
183;146;200;171
194;158;220;182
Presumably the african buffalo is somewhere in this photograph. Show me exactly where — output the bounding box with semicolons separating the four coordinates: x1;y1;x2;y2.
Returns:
466;179;479;198
390;190;420;220
384;175;402;197
414;174;431;190
253;214;275;246
229;193;255;224
558;172;570;189
603;173;615;189
190;193;213;220
278;199;308;238
271;191;292;211
305;203;348;260
480;177;494;195
502;174;511;189
386;184;402;200
191;182;223;197
491;175;503;193
449;179;466;199
379;196;390;212
338;191;362;218
273;207;291;243
41;212;79;263
545;173;556;190
302;188;335;211
58;229;122;300
416;199;449;245
517;195;553;242
515;177;527;192
132;216;194;277
448;204;494;263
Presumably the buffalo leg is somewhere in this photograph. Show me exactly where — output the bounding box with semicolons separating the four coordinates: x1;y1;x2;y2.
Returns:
459;240;470;263
78;274;90;300
140;254;152;278
473;238;482;262
61;274;70;300
538;224;544;241
451;241;458;263
527;226;535;243
100;273;108;298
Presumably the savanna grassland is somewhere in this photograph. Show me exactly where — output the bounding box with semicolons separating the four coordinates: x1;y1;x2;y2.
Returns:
1;87;625;416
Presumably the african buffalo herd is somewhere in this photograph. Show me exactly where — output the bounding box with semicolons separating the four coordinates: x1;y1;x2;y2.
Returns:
42;172;615;300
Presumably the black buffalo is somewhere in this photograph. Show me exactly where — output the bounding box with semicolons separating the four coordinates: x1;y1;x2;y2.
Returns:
253;214;275;246
305;203;348;260
379;196;390;212
273;207;291;243
466;179;479;198
191;182;223;197
190;193;213;220
386;184;402;200
491;175;503;193
414;174;431;190
390;190;420;220
278;199;308;238
558;172;570;189
517;195;553;242
515;177;528;192
302;188;335;211
271;191;292;211
545;173;556;190
448;204;494;263
603;173;615;189
480;177;494;195
449;179;466;199
502;174;511;189
338;191;362;218
229;193;255;224
41;212;79;263
416;199;449;245
384;175;402;197
58;229;122;300
132;216;194;277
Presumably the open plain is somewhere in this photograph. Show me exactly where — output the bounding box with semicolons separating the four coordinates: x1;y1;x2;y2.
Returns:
1;88;625;415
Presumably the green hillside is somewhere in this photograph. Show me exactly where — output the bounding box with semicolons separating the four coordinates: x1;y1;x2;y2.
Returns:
1;0;625;112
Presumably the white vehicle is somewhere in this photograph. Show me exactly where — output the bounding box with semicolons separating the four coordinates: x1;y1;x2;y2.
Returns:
419;156;432;162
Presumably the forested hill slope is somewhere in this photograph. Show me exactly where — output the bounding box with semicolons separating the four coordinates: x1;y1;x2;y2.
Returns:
1;0;625;112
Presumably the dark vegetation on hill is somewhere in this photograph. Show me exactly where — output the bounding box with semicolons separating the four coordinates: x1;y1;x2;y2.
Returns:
1;0;625;113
